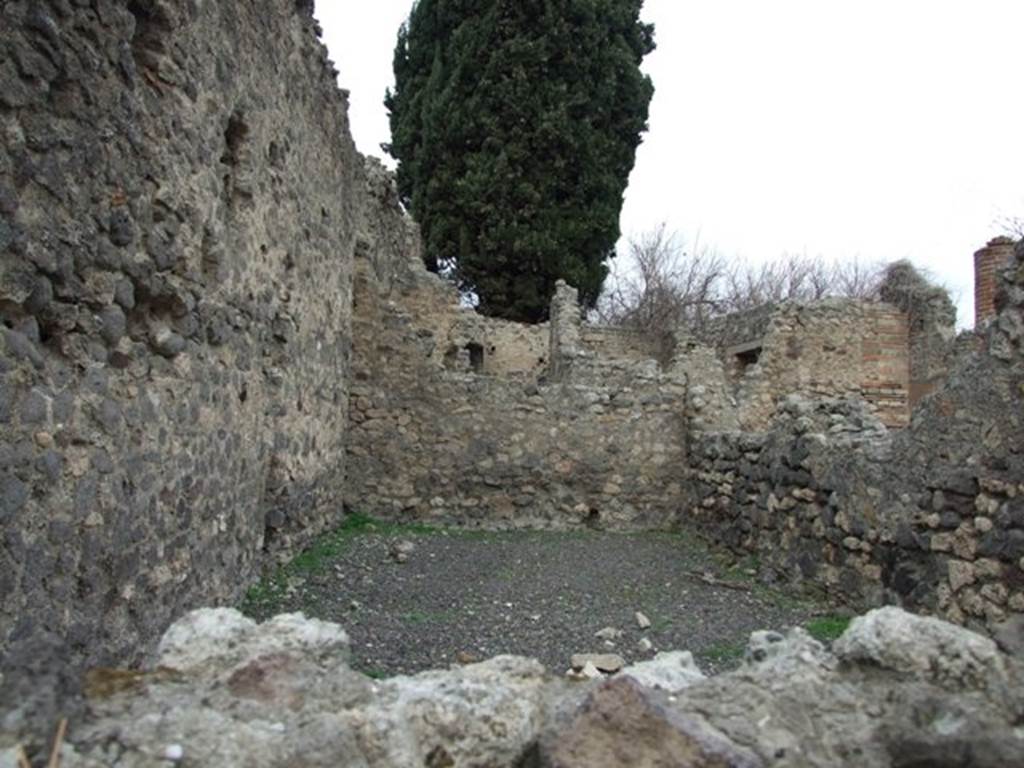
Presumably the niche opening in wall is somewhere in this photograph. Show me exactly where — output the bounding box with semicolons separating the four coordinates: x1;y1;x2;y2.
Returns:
443;342;486;373
734;345;762;374
737;347;761;366
466;342;485;373
221;111;249;168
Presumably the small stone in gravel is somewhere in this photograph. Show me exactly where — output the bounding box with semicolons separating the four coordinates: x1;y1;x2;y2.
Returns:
164;744;185;762
571;653;625;673
389;540;416;563
635;611;652;630
567;661;604;681
638;637;654;653
595;627;623;641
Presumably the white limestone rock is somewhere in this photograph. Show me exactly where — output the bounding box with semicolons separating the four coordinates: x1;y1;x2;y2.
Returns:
345;655;548;768
156;608;350;673
619;651;706;694
833;606;1008;693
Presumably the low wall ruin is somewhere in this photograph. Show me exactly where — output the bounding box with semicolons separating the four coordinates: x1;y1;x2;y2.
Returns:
346;228;688;528
689;247;1024;634
696;294;954;431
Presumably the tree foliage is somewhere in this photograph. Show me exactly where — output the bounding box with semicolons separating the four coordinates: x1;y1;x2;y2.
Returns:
386;0;655;322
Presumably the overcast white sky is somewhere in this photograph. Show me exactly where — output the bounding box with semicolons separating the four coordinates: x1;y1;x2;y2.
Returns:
316;1;1024;327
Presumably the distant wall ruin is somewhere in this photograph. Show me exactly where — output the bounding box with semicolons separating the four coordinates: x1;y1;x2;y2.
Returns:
346;224;1023;641
346;215;688;528
698;300;914;429
689;247;1024;634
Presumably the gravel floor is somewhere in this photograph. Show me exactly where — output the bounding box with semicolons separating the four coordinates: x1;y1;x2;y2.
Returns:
243;525;836;677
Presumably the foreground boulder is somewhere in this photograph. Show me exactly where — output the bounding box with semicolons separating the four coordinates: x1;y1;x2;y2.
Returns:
14;607;1021;767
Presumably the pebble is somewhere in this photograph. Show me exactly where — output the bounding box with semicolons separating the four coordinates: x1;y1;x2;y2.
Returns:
571;653;625;673
164;744;184;762
595;626;623;641
389;539;416;563
567;661;604;681
635;611;652;630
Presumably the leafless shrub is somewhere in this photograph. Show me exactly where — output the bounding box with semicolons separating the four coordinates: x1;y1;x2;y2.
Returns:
719;254;881;314
597;225;886;342
999;215;1024;240
596;225;728;338
877;259;956;331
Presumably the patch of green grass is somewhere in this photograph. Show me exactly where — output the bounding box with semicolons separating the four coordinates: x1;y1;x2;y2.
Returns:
239;575;288;616
805;615;852;644
701;641;746;664
240;511;438;618
491;566;517;582
356;665;389;680
724;554;761;582
449;528;498;541
649;615;673;633
759;587;810;612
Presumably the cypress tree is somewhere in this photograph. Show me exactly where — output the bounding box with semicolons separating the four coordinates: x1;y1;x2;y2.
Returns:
386;0;655;322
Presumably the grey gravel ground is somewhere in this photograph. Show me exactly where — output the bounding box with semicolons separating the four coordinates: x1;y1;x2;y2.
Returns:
243;525;838;677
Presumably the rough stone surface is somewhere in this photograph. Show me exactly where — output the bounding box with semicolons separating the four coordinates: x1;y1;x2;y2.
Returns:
0;0;377;732
618;651;707;693
547;676;764;768
41;606;1024;768
697;300;917;430
61;609;549;768
687;247;1024;632
833;607;1012;696
346;256;688;528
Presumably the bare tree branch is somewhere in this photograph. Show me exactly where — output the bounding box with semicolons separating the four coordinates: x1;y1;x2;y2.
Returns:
598;226;887;345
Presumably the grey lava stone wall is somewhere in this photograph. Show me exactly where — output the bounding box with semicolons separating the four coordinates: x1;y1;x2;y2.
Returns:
1;0;361;690
688;247;1024;632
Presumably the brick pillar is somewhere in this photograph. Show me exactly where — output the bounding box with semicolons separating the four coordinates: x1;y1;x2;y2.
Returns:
974;236;1017;327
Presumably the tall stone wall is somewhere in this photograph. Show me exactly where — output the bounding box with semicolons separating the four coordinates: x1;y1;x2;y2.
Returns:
0;0;363;695
347;252;688;529
688;243;1024;632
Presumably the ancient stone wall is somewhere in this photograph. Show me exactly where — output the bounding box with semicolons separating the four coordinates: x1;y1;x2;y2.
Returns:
579;324;660;364
877;260;959;408
1;0;363;691
347;252;687;529
688;243;1024;632
701;300;912;429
